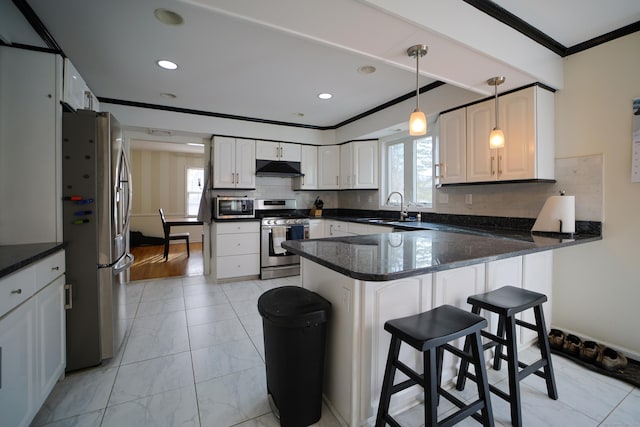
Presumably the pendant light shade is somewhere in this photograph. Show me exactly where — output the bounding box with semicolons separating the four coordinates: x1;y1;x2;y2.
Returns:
407;44;428;136
489;128;505;149
488;76;505;149
409;110;427;135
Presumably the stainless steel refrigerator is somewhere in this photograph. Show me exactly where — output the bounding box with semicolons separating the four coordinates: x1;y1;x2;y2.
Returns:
62;109;133;371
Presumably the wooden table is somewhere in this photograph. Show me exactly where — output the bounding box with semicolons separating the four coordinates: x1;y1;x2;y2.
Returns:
164;217;203;228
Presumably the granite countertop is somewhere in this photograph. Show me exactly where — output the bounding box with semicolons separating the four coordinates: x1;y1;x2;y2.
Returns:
282;229;600;281
0;242;65;278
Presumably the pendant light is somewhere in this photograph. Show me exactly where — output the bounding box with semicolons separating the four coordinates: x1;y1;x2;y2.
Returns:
488;76;506;149
407;44;428;136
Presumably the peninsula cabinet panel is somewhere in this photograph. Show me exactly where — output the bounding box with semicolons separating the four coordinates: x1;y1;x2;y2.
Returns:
361;276;432;422
433;264;486;382
485;256;524;343
521;251;553;345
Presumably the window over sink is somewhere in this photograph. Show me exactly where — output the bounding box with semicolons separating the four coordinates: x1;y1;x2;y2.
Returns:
381;134;433;209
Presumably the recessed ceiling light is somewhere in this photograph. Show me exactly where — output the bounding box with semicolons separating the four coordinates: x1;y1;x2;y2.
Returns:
154;9;184;25
160;92;177;99
318;93;333;100
294;112;305;117
156;59;178;70
358;65;376;74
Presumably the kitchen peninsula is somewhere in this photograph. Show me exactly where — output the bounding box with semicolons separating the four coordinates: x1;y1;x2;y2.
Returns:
282;229;600;427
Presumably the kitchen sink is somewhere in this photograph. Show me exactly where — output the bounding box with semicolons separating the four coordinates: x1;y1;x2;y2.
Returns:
364;218;398;223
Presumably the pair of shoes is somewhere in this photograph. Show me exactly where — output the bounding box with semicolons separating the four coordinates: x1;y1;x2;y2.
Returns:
580;340;605;362
548;329;565;350
598;347;628;372
562;334;582;356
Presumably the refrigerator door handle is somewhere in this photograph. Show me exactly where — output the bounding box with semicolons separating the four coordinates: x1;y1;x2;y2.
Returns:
120;148;133;233
113;253;134;274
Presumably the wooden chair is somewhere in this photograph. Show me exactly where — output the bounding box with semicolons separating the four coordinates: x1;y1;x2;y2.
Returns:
159;208;190;261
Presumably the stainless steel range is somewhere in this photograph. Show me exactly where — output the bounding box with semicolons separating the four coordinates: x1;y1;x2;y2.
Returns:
256;199;309;279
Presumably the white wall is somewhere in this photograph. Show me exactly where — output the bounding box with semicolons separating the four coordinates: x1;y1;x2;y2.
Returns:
553;32;640;357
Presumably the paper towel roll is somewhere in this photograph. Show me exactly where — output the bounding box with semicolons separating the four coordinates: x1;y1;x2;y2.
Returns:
532;195;575;233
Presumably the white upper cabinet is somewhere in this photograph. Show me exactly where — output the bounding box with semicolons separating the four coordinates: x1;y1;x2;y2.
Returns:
294;145;318;190
0;47;63;245
466;99;494;182
438;108;467;184
256;141;301;162
212;136;256;189
62;58;98;111
317;145;340;189
340;140;378;189
340;143;353;188
438;85;555;185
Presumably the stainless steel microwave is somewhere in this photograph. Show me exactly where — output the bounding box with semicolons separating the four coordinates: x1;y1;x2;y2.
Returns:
213;196;255;219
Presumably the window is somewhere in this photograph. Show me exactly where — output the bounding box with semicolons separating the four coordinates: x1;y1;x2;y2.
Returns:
382;135;433;208
186;167;204;216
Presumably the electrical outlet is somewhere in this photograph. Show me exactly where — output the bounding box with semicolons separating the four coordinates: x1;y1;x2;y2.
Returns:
465;194;473;204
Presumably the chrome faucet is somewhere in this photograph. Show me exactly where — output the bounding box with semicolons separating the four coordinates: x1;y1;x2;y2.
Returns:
386;191;408;221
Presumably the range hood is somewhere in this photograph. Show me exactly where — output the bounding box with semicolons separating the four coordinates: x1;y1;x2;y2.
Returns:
255;159;303;177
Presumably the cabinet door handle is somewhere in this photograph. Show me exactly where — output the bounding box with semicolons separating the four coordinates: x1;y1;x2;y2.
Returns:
51;266;60;271
232;172;235;184
498;155;503;177
11;289;22;295
64;284;73;309
336;176;339;185
491;156;496;176
329;224;334;235
434;163;444;178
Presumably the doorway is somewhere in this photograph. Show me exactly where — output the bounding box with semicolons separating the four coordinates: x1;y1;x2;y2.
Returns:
125;129;209;281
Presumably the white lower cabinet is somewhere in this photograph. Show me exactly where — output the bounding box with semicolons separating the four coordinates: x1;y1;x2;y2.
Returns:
325;220;349;237
0;298;37;427
36;275;66;403
214;221;260;279
309;219;324;238
0;250;66;427
323;220;393;237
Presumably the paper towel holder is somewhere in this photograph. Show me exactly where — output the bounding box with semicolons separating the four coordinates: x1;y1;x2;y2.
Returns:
531;190;575;236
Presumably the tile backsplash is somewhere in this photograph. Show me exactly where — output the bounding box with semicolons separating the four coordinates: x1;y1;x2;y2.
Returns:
215;154;603;222
435;154;603;221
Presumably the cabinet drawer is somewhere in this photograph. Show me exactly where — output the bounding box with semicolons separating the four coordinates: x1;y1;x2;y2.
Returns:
0;266;36;318
216;221;259;234
217;254;260;279
34;250;65;291
216;233;260;256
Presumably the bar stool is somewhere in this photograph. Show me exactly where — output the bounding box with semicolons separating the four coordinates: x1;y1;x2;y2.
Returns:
375;305;494;427
456;286;558;427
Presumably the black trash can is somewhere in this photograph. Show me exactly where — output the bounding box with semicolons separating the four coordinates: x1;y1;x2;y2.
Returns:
258;286;331;427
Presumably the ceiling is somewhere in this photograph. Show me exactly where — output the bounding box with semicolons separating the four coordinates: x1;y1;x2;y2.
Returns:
5;0;640;130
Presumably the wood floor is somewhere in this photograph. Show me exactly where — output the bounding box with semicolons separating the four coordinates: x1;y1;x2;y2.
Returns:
129;243;203;281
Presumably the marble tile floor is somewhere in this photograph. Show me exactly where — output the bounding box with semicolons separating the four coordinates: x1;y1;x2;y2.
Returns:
31;275;640;427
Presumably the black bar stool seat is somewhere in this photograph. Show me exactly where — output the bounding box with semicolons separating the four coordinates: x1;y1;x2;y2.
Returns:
376;305;494;427
456;286;558;427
